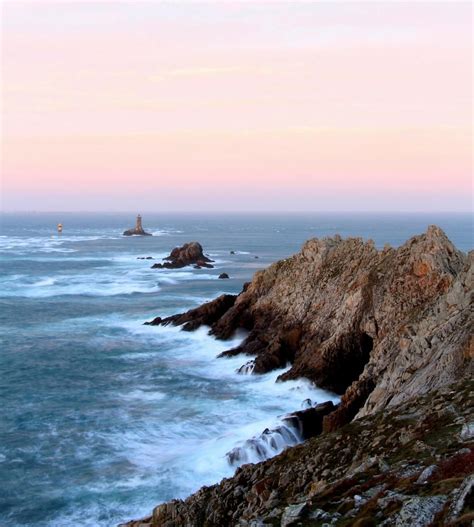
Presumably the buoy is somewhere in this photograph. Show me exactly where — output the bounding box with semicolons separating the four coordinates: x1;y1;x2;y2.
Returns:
57;223;63;234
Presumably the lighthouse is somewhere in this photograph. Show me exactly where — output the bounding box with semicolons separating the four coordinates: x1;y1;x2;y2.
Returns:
122;214;152;236
135;214;143;231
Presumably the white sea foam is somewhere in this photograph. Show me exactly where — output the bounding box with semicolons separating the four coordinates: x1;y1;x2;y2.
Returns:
121;389;166;402
150;229;183;236
0;269;161;298
106;320;339;488
32;277;56;287
0;234;120;255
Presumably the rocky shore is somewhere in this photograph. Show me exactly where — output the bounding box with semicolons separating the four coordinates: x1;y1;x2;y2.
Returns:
126;226;472;526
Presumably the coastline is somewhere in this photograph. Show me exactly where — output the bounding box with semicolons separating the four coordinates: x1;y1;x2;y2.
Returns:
123;225;473;526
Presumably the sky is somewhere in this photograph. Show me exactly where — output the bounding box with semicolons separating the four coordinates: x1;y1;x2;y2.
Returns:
1;2;472;212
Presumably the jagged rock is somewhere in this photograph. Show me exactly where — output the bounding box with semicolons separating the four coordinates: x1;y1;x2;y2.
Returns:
460;421;474;440
153;294;237;330
121;381;474;527
147;227;472;429
393;495;447;526
123;214;152;236
218;273;230;279
447;474;474;520
130;227;473;527
416;465;437;484
280;502;307;526
283;401;335;439
151;242;214;269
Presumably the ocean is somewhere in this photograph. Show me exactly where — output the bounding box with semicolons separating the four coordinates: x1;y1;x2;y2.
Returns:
0;212;471;527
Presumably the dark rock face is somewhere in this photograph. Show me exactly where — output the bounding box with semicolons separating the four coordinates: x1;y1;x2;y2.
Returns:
147;294;237;331
151;242;214;269
218;273;230;279
283;401;336;440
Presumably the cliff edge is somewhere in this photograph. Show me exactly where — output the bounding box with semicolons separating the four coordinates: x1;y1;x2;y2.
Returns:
155;226;472;428
125;226;472;526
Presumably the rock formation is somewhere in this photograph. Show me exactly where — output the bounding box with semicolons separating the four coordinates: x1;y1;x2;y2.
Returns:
153;226;472;427
126;226;472;526
123;214;152;236
218;273;230;279
151;242;214;269
121;379;473;527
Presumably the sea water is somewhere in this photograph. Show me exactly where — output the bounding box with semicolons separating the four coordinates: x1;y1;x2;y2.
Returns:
0;212;471;527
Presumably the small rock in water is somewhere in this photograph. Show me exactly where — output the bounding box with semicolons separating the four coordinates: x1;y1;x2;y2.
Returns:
218;273;230;279
152;242;214;269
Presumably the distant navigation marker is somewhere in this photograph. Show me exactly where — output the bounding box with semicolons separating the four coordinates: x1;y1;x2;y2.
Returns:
57;223;63;234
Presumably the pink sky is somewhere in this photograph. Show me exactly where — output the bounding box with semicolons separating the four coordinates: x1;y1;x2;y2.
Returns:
1;2;472;212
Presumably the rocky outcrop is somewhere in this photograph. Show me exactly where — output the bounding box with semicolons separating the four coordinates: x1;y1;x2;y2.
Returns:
125;226;473;527
121;378;474;527
151;242;214;269
145;294;237;331
218;273;230;279
153;227;472;428
123;214;152;236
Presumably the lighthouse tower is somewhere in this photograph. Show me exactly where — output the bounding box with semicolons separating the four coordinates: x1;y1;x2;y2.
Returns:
123;213;151;236
135;214;143;231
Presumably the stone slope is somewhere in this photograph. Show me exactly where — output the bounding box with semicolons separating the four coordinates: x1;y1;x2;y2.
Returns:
122;378;474;527
153;226;472;428
126;227;473;527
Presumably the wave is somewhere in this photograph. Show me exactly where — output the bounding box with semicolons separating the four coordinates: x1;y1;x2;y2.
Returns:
0;234;120;255
120;389;167;402
32;278;56;287
150;229;183;236
226;421;301;466
0;269;161;298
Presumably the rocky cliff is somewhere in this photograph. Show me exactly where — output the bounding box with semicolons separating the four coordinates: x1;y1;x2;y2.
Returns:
122;379;473;527
126;226;472;526
154;226;472;428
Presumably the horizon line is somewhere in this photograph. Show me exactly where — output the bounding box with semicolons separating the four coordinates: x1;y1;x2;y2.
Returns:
1;210;472;215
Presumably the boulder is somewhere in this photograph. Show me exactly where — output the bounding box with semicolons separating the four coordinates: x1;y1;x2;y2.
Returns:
218;273;230;279
151;242;214;269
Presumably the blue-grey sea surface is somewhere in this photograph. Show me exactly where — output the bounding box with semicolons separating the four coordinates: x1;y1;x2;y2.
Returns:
0;212;471;526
